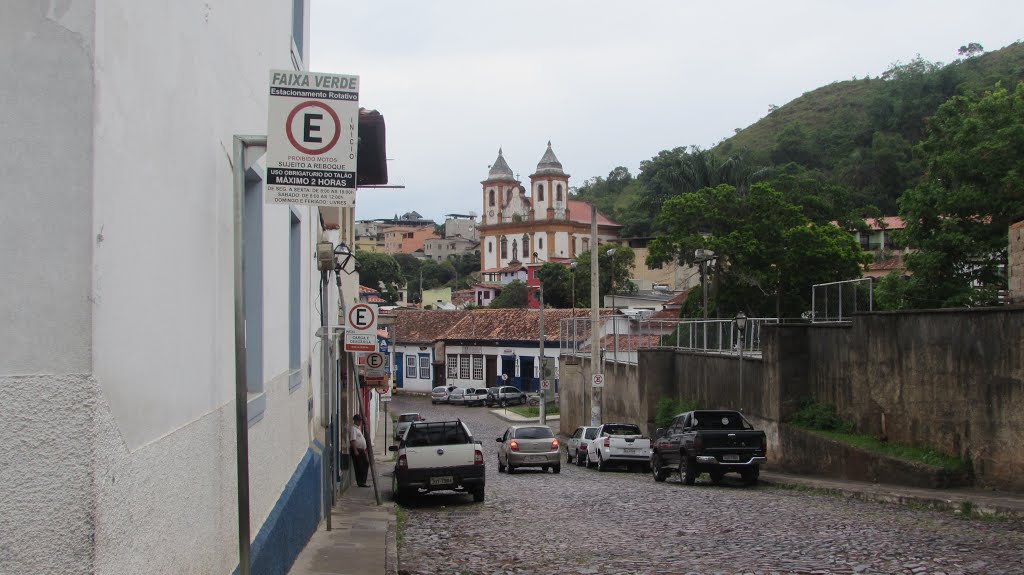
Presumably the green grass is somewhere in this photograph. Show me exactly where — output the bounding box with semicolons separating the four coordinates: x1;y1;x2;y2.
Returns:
506;404;559;418
799;426;970;474
395;505;408;546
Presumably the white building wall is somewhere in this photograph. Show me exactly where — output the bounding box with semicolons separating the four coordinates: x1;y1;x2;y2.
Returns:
483;234;498;269
555;232;572;259
1;2;319;574
396;344;434;393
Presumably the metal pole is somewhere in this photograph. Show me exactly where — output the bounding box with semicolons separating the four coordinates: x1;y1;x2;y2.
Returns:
320;271;332;531
232;135;265;575
589;205;601;426
702;261;708;349
738;332;745;410
538;284;546;426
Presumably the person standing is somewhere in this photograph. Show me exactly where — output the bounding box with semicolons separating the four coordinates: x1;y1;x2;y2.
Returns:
349;413;370;487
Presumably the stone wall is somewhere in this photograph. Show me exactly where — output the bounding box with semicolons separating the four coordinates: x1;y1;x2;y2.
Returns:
1010;220;1024;304
561;306;1024;491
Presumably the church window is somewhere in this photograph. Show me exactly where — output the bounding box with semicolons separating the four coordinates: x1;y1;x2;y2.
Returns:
506;188;512;203
500;236;508;259
537;184;545;202
488;241;493;253
582;237;590;252
556;184;563;202
489;189;495;207
539;237;544;249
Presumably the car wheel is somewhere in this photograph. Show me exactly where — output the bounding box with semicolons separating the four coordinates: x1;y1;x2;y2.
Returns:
576;451;586;466
391;473;403;503
508;465;515;474
497;457;506;473
741;466;760;485
499;399;506;407
679;455;696;485
566;449;574;463
586;454;595;469
597;455;607;472
651;456;669;483
472;488;485;503
552;464;560;474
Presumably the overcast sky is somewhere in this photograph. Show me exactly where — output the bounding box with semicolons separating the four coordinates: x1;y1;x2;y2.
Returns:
311;1;1023;223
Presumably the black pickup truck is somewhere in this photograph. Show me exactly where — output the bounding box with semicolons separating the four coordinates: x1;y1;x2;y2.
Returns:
650;410;767;485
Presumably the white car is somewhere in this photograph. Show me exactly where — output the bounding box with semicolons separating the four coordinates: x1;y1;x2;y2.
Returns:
394;413;423;441
586;422;652;472
565;426;599;466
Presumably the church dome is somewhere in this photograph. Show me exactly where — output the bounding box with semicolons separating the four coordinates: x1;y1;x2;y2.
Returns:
486;148;516;182
532;141;567;177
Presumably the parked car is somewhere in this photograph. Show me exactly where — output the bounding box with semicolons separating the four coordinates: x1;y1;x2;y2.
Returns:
463;388;489;407
394;413;423;441
447;387;468;405
587;422;652;472
495;425;560;474
485;386;528;407
431;385;456;404
565;426;599;466
389;419;485;502
650;410;767;485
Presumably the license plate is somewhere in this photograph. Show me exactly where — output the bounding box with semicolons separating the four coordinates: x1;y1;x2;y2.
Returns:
723;454;740;461
525;456;545;463
430;476;453;485
623;448;637;453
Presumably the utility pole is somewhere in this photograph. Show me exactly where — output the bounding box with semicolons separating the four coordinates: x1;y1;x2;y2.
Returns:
538;283;546;425
590;205;601;426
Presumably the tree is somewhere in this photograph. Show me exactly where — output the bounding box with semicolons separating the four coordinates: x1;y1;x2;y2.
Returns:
958;42;984;58
354;251;404;303
889;82;1024;308
535;262;573;308
489;280;529;308
570;246;636;308
647;183;867;317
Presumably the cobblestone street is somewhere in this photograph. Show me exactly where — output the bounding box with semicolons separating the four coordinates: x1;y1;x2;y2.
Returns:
387;395;1024;575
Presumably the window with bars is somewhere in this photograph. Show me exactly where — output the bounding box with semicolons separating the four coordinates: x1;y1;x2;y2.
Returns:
419;355;430;380
472;355;484;380
406;356;417;379
447;355;458;378
459;354;471;379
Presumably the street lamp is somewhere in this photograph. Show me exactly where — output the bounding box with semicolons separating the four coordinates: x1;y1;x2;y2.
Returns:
694;249;716;350
530;282;549;425
606;248;617;365
734;311;747;410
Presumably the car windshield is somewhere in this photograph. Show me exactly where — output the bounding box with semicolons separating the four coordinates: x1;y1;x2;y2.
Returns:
692;411;752;430
432;387;445;393
404;421;471;446
514;427;554;439
398;414;418;422
584;428;598;440
602;424;642;436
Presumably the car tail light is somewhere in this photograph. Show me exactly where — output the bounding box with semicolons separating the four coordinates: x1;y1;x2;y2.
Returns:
603;437;610;448
551;439;559;450
579;443;588;451
474;449;484;465
509;440;520;452
397;454;407;470
693;435;704;456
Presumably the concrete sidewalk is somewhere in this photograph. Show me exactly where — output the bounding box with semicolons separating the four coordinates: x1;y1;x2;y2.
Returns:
287;417;398;575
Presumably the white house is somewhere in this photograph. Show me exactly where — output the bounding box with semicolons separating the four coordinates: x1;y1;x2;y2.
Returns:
0;2;361;574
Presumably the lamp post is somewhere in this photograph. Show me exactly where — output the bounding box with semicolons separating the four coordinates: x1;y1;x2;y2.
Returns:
569;261;578;354
694;249;715;349
734;311;747;410
606;248;617;365
537;282;547;425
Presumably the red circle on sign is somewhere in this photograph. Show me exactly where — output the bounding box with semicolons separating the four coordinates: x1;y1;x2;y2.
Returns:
348;304;375;330
286;101;341;155
367;353;384;369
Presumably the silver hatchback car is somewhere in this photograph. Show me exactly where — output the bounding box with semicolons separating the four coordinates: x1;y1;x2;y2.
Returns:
495;425;561;474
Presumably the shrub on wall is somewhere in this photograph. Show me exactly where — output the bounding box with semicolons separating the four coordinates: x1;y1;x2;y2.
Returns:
655;398;699;429
790;398;853;433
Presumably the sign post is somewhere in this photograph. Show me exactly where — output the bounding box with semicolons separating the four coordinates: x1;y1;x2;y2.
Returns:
266;70;359;207
592;373;605;388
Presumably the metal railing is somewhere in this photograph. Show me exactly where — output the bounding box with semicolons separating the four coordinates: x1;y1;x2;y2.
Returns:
558;316;781;364
811;278;873;323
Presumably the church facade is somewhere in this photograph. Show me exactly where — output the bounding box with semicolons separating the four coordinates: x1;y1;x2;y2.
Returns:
478;143;621;271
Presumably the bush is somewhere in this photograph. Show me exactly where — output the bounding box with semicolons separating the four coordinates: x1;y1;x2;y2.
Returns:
654;398;699;429
790;399;852;432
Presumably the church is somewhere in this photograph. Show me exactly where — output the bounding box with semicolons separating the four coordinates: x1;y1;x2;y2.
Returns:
478;143;621;272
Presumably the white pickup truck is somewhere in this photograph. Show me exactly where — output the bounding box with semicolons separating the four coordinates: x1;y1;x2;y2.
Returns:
586;422;652;472
389;419;485;502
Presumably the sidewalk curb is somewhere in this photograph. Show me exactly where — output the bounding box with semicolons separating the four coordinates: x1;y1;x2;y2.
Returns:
487;408;561;424
760;474;1024;520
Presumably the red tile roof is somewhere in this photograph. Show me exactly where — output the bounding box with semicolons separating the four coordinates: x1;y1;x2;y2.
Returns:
359;285;379;294
392;308;596;344
365;295;387;304
866;256;904;271
567;200;620;227
393;310;470;344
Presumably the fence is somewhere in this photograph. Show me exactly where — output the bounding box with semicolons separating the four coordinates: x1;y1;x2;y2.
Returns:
811;278;873;322
558;316;779;364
